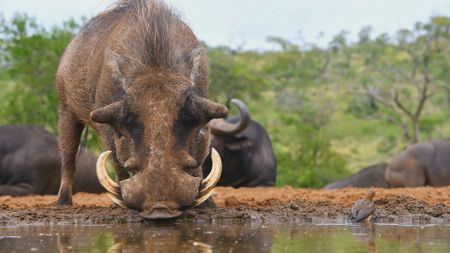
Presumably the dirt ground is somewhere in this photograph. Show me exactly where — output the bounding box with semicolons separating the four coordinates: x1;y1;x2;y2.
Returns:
0;186;449;225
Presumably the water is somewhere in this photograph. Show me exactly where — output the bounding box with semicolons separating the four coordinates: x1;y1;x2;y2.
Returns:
0;220;449;253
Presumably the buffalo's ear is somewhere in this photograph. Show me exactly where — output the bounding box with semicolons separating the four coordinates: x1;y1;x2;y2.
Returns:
105;48;125;86
90;101;125;124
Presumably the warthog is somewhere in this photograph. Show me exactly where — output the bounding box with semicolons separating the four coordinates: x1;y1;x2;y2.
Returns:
204;98;277;187
56;0;227;219
0;125;103;195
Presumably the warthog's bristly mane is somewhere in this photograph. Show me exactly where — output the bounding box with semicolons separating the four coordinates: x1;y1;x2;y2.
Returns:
84;0;201;76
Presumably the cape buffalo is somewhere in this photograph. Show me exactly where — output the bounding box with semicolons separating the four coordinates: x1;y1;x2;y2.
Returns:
385;139;450;187
204;99;277;187
56;0;227;219
324;163;388;189
0;125;103;196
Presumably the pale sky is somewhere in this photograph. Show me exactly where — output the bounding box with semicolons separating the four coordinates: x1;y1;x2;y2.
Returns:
1;0;449;50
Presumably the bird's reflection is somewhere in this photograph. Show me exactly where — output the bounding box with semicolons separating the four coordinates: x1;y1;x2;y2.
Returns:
348;222;378;253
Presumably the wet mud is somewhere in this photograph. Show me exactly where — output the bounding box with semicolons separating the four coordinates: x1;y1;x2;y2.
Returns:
0;186;449;225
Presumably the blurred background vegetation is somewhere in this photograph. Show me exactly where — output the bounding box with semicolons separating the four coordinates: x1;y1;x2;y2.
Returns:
0;14;449;187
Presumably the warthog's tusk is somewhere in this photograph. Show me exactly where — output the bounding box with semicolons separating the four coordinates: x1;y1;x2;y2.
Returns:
97;149;221;208
106;192;127;208
195;148;222;205
96;151;125;208
194;189;215;207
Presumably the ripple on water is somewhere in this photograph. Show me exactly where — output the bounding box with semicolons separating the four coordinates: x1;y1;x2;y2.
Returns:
0;220;448;253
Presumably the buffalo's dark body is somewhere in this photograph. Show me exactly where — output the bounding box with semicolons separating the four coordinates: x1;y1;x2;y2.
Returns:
0;125;103;196
325;139;450;189
324;163;388;189
204;117;276;187
386;139;450;187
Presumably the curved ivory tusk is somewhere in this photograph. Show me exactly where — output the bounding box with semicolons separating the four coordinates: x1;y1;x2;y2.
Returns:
194;189;215;207
96;151;121;196
106;192;127;208
198;148;222;199
96;151;125;207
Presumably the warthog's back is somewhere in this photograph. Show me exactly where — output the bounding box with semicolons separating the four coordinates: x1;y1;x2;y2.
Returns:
56;0;204;123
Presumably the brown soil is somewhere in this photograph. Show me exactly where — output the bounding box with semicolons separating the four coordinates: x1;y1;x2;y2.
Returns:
0;186;449;225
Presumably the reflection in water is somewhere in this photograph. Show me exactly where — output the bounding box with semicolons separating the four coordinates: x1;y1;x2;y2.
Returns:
0;220;449;253
348;222;377;253
105;221;273;253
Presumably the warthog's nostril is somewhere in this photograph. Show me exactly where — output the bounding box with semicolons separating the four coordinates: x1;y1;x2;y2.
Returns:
139;204;183;220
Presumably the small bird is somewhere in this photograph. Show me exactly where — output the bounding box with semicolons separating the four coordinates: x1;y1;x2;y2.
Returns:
347;190;376;222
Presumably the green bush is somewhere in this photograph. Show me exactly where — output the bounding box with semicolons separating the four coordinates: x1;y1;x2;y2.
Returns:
346;95;378;118
0;14;80;131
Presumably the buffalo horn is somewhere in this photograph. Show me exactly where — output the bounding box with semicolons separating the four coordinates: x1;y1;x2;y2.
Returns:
209;98;250;136
96;151;126;208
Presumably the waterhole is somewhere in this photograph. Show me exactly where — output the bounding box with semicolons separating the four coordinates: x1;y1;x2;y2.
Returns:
0;219;448;252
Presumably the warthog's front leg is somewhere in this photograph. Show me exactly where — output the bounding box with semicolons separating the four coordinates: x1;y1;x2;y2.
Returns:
56;105;84;206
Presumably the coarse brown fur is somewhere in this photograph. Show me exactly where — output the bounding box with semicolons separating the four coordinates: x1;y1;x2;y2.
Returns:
56;0;227;219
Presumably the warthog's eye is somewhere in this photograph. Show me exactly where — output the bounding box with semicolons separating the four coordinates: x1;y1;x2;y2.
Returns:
173;99;203;148
175;93;201;130
121;112;144;147
123;113;137;127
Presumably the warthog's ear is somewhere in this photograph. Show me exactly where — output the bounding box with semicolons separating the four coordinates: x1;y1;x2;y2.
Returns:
105;48;125;87
90;101;125;124
193;96;228;121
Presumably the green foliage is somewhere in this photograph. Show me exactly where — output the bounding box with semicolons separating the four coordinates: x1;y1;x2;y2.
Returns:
377;134;397;154
0;13;80;131
207;46;269;101
0;13;449;188
275;94;347;187
346;95;378;118
275;120;348;187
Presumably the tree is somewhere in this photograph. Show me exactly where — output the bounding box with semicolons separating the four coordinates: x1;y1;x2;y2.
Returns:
0;14;80;131
207;46;267;101
273;91;347;187
353;18;450;144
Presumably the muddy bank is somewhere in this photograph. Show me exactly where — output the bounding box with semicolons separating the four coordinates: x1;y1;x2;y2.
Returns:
0;187;449;225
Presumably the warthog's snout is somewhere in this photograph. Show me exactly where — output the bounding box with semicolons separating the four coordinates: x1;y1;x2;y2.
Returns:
139;203;183;219
96;149;222;219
